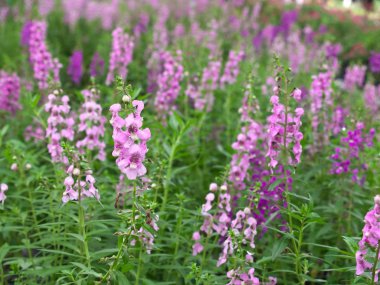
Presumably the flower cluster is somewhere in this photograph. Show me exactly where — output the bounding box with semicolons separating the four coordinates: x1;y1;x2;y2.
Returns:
154;50;184;120
325;43;342;72
0;70;20;114
28;21;62;89
369;51;380;74
266;90;304;168
131;214;159;254
364;84;380;115
89;52;104;78
24;121;45;142
186;58;221;111
110;100;151;180
76;88;106;161
193;183;261;265
227;268;277;285
310;71;333;151
45;90;75;163
0;183;8;205
356;195;380;281
106;28;134;85
343;65;366;91
329;106;348;136
193;183;231;256
220;50;245;87
67;50;83;85
330;122;375;186
62;165;100;204
229;113;262;190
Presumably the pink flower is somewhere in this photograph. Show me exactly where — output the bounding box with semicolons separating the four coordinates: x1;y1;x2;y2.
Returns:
0;183;8;205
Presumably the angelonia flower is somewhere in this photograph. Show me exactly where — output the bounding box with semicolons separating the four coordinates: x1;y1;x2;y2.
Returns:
89;52;104;78
227;268;277;285
67;50;83;85
363;84;380;115
193;183;230;256
186;58;221;111
356;195;380;281
106;28;134;85
329;106;348;136
45;90;75;163
230;88;290;230
266;89;304;168
220;50;245;87
343;65;366;92
130;214;159;254
229;107;262;190
109;100;151;180
76;88;106;161
309;71;333;152
133;13;150;38
330;122;375;186
62;165;100;204
369;51;380;74
154;50;184;120
0;183;8;205
21;20;32;47
24;121;45;142
0;70;21;114
28;21;62;90
325;43;342;72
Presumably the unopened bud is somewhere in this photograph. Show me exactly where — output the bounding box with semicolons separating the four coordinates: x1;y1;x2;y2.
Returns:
25;163;32;170
122;95;131;103
11;163;18;171
73;168;80;176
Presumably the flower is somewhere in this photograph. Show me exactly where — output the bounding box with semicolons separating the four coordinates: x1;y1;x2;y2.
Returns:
28;21;62;90
356;195;380;281
67;50;83;85
0;183;8;205
110;100;150;180
106;28;134;85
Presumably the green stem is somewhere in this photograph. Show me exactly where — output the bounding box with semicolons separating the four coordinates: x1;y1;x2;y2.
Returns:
135;246;143;285
78;188;91;268
161;136;181;213
371;242;380;285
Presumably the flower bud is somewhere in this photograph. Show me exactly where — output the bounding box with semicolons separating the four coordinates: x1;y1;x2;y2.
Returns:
73;168;80;176
25;163;32;170
11;163;18;171
122;95;131;103
209;183;218;192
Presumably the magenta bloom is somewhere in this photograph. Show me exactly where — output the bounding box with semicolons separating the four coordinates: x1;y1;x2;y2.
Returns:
110;100;151;180
67;50;83;85
356;196;380;281
28;21;62;90
0;183;9;205
369;51;380;73
89;52;104;78
0;71;21;114
76;89;106;161
106;28;134;85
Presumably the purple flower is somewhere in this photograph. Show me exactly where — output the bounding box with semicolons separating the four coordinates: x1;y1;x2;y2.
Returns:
89;52;104;78
154;50;184;121
369;51;380;74
76;89;106;161
67;50;83;85
356;196;380;281
28;21;62;90
110;99;151;180
0;183;9;205
106;28;134;85
0;71;21;114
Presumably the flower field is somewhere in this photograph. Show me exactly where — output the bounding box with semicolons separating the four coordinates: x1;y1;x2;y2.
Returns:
1;1;380;284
